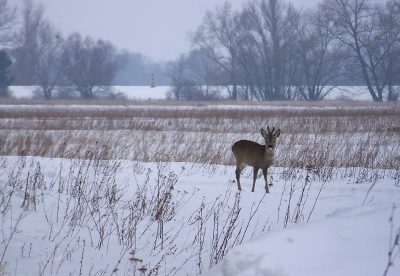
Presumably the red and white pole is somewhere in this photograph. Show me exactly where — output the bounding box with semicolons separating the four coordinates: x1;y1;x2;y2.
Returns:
151;74;156;88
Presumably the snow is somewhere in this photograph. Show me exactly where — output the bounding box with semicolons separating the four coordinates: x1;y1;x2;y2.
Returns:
113;86;169;100
1;156;399;276
8;85;382;101
8;86;169;100
206;204;399;276
1;91;399;275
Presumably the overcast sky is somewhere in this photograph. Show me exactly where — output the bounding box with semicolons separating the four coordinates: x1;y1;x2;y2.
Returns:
16;0;319;62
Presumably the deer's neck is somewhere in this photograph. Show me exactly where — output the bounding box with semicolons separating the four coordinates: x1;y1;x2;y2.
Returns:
263;147;274;161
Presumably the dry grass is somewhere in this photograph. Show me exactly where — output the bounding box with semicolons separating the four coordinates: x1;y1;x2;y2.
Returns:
1;99;399;275
0;100;399;181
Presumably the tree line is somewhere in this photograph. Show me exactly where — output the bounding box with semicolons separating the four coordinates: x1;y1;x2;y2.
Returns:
1;0;399;101
0;0;170;99
168;0;400;101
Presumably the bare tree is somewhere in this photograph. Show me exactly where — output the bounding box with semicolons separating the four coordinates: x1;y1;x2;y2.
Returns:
291;7;349;100
235;29;260;100
167;49;225;101
377;0;400;101
167;53;205;101
0;0;16;97
10;0;42;85
60;33;120;98
187;49;223;99
11;0;62;98
241;0;299;100
0;50;13;97
33;21;63;99
189;2;241;100
167;54;190;100
174;0;400;102
259;0;289;100
231;4;266;101
0;0;17;45
320;0;400;101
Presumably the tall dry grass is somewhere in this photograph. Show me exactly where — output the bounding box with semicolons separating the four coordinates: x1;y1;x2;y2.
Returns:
1;100;399;182
1;99;399;275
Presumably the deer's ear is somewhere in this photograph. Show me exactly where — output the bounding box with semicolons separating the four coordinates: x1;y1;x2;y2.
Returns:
261;128;267;138
274;129;281;138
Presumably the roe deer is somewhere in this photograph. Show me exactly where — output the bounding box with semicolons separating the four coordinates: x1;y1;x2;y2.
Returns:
232;126;280;193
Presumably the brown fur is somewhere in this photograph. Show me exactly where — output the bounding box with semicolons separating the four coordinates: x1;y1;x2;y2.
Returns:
232;126;280;193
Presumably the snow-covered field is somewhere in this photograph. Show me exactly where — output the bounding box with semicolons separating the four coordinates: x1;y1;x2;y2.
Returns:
1;156;399;276
8;85;380;101
1;97;399;275
8;86;169;100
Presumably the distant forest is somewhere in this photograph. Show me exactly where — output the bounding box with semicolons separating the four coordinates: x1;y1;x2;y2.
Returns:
168;0;400;102
0;0;170;100
1;0;399;101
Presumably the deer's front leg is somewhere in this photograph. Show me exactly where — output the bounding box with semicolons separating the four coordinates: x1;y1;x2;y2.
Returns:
252;167;259;192
263;168;269;193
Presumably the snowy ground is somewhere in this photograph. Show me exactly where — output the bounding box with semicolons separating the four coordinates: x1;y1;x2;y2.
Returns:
8;86;169;100
8;86;379;101
1;90;399;275
1;155;399;276
205;199;400;276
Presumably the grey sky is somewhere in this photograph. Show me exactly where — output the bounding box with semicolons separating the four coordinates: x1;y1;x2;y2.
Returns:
17;0;319;62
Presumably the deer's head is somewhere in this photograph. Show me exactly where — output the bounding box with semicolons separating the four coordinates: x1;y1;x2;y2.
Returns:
261;126;280;152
